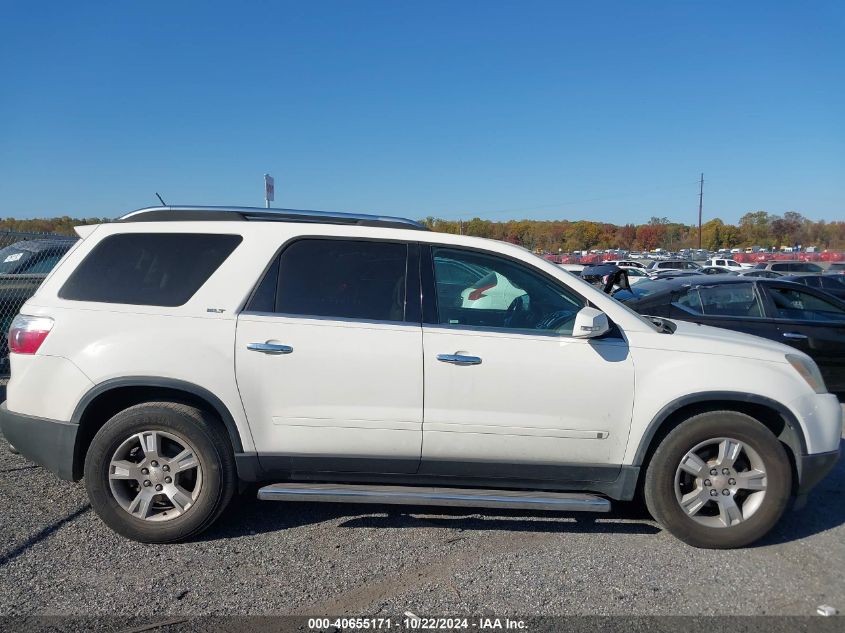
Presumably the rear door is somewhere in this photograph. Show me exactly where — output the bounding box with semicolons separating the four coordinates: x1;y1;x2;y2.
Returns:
759;283;845;394
235;238;424;474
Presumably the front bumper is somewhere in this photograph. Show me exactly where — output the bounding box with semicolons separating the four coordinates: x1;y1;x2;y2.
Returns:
0;403;78;480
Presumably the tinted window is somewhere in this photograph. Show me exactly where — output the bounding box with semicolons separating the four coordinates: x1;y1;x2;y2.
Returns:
675;283;762;318
771;263;789;271
820;276;845;290
792;262;823;273
274;239;408;321
431;247;584;335
59;233;242;306
768;287;845;322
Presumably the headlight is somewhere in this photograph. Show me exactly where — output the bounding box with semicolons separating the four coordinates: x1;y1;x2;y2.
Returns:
786;354;827;394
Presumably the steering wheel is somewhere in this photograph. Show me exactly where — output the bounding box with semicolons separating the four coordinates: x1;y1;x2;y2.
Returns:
504;294;535;329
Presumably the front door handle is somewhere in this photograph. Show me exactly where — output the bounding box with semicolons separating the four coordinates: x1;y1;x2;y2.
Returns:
437;353;482;366
782;332;808;340
247;342;294;354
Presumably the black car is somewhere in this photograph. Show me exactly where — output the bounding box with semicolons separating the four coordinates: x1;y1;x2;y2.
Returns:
780;274;845;301
0;237;78;363
613;275;845;396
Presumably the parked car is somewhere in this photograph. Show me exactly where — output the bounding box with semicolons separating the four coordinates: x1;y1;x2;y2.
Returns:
646;259;701;273
619;266;650;284
703;258;746;272
738;269;784;279
754;261;825;276
652;269;704;279
781;274;845;301
0;237;78;366
614;275;845;396
0;206;840;549
699;266;739;276
604;260;645;269
827;263;845;275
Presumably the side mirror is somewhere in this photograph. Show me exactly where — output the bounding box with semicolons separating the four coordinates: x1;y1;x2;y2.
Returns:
572;307;610;338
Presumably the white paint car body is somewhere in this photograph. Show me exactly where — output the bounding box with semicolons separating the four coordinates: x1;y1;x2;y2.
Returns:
0;206;840;547
704;258;751;271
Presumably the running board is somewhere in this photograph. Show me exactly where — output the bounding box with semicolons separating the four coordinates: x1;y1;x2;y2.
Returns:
257;483;611;512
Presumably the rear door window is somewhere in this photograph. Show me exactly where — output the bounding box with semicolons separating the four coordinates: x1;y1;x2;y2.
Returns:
258;239;410;322
675;283;762;317
59;233;242;306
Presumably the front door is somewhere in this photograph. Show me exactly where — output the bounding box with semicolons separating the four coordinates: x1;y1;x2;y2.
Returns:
236;238;423;474
420;246;635;481
761;283;845;395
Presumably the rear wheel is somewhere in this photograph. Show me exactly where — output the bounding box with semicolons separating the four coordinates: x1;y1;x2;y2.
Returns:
84;402;237;543
644;410;791;549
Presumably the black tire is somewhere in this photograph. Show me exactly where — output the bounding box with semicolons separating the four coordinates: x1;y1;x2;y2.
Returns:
84;402;237;543
644;410;791;549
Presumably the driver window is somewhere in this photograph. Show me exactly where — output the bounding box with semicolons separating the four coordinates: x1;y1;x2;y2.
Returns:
431;247;585;335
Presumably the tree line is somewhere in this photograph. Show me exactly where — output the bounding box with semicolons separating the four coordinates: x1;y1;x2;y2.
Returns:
0;211;842;252
421;211;845;252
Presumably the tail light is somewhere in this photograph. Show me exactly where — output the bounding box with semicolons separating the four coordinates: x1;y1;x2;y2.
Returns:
467;282;497;301
8;315;54;354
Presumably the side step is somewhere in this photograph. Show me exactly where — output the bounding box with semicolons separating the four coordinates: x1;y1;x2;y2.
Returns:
257;483;611;513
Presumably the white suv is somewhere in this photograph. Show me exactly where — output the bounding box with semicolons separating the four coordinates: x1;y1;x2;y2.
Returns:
1;206;840;548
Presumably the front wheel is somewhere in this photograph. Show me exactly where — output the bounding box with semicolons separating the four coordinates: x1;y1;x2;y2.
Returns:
644;411;792;549
84;402;237;543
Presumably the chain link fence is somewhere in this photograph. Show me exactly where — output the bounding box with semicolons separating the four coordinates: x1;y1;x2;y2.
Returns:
0;231;78;376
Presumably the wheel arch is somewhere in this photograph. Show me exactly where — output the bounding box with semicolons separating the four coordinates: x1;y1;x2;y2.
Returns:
633;392;807;492
71;377;244;480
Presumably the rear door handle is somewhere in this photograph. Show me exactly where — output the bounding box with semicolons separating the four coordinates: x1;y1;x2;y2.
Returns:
437;353;482;366
782;332;808;340
247;342;294;354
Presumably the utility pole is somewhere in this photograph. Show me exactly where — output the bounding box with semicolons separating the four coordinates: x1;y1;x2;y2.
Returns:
697;173;704;250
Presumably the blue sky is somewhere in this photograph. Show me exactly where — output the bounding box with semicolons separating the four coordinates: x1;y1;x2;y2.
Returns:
1;1;843;224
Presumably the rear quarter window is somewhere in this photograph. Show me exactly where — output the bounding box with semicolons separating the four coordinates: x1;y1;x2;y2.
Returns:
59;233;242;306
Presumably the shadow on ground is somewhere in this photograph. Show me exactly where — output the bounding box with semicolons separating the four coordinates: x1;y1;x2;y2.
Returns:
203;441;845;546
758;438;845;547
200;488;658;541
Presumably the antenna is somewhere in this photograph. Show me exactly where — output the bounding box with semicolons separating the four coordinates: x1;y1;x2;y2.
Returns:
155;192;167;206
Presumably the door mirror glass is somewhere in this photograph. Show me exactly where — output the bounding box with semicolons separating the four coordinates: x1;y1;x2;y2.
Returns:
572;307;610;338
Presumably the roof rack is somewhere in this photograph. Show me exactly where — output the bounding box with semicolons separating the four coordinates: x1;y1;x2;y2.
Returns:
118;206;428;231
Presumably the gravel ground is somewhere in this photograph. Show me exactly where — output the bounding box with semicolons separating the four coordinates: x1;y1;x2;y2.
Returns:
1;418;844;619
